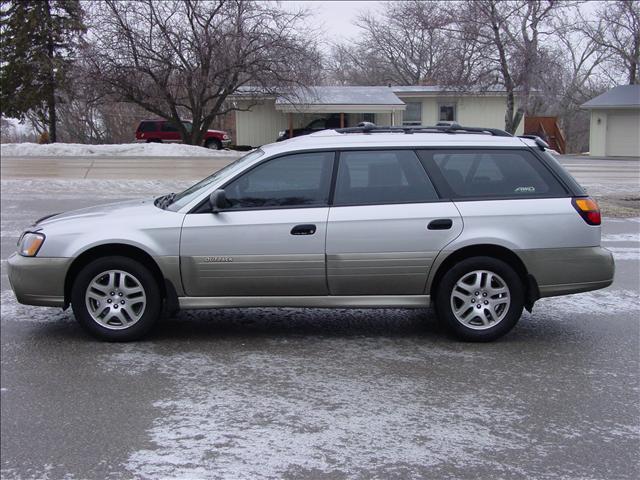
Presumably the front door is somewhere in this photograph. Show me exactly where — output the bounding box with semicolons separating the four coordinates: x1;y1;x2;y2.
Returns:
180;151;335;296
326;150;462;295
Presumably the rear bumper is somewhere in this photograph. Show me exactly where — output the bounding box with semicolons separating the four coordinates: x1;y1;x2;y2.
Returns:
7;253;70;307
518;246;615;298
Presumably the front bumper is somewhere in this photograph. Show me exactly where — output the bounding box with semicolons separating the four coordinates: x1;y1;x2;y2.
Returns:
518;246;615;298
7;253;71;307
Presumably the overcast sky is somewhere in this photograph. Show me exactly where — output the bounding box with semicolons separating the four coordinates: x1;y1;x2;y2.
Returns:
282;0;600;49
282;1;384;44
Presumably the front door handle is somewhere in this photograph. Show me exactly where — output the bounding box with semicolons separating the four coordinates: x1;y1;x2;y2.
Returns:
291;224;316;235
428;219;453;230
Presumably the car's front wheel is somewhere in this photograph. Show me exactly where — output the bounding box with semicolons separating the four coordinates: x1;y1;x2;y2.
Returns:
71;256;161;341
435;256;524;342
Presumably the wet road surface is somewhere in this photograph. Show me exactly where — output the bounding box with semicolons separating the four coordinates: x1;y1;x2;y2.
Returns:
1;177;639;479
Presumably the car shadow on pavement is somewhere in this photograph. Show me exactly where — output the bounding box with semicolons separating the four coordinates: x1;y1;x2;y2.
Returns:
151;307;447;341
13;306;589;347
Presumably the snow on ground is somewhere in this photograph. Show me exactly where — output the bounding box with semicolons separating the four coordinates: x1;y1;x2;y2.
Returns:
0;142;244;157
602;231;640;261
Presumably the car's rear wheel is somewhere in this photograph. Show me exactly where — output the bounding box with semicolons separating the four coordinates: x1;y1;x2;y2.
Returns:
71;256;161;341
435;256;524;342
205;139;222;150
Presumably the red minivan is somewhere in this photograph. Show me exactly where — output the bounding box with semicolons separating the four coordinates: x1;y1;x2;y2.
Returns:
135;119;231;149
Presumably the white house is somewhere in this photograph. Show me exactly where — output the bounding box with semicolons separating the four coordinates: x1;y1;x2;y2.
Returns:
581;85;640;157
232;86;523;147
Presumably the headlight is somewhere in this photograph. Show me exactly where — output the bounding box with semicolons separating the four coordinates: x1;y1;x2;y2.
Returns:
223;134;229;140
18;232;45;257
278;130;286;137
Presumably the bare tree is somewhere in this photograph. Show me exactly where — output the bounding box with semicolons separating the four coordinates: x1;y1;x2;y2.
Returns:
327;43;397;86
578;0;640;85
0;117;37;143
525;5;612;152
328;1;475;86
83;0;321;146
51;62;150;144
454;0;563;133
328;0;567;134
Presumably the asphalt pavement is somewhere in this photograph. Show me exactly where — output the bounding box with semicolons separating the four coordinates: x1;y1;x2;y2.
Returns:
0;156;639;479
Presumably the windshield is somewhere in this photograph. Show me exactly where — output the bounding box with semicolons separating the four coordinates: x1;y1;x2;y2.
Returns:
165;149;264;211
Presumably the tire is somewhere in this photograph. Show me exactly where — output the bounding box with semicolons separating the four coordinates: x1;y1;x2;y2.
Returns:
71;256;162;341
435;256;524;342
205;139;222;150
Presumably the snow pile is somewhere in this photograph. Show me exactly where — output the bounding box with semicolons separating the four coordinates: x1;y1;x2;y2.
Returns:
1;142;241;157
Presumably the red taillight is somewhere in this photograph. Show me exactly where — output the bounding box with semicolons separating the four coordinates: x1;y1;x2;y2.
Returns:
572;197;601;225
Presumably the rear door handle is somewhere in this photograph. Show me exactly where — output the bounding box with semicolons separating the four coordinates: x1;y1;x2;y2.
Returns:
428;219;453;230
291;224;316;235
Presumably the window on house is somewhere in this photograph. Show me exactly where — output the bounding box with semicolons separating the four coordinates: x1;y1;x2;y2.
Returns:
403;102;422;126
439;104;457;122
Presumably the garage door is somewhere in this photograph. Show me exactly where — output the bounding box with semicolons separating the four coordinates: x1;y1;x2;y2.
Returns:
606;110;640;157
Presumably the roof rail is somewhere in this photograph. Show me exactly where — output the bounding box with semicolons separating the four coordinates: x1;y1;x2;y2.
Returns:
335;123;512;137
518;134;550;151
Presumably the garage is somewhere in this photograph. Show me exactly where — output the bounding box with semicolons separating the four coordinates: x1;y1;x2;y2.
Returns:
582;85;640;157
606;110;640;157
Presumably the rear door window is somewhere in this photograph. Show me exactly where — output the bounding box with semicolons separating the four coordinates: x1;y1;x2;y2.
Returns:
161;122;179;132
334;150;439;205
418;149;566;198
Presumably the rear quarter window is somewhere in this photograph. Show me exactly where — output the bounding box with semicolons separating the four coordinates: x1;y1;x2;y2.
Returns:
418;149;567;199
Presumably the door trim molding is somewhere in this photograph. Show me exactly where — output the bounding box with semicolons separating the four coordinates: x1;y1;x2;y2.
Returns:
179;295;430;309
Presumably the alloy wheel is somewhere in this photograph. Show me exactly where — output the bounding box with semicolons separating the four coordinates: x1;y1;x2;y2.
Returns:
85;269;147;330
450;269;511;330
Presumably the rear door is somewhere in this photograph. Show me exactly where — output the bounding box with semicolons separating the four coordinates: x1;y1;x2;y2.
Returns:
326;150;462;295
159;121;181;142
180;151;335;296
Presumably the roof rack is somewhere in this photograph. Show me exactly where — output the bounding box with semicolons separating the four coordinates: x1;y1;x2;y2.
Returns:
518;134;550;151
335;123;512;137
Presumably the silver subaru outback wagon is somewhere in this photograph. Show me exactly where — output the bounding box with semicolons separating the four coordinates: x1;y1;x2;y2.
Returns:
8;125;614;342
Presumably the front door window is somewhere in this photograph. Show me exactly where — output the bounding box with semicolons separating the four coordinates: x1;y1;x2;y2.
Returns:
224;151;335;209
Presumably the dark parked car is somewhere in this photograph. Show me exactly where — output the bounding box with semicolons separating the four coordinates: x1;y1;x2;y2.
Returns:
135;119;231;149
276;115;342;141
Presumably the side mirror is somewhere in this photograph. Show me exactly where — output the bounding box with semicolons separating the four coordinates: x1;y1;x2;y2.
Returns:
209;189;228;214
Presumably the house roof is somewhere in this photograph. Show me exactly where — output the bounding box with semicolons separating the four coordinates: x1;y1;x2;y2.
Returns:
581;85;640;109
275;86;404;106
232;84;510;113
274;86;405;113
391;85;508;95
